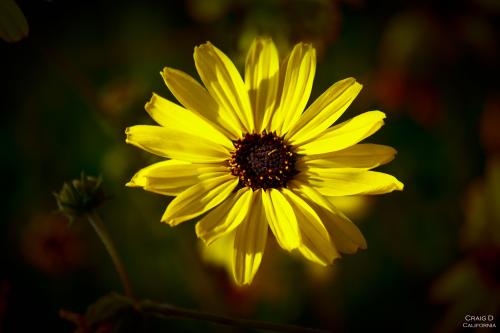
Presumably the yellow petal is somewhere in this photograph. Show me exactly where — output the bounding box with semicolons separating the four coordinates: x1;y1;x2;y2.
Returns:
194;42;254;133
161;67;239;139
261;189;301;251
126;160;227;196
297;111;386;155
272;53;289;125
245;37;279;132
145;93;232;149
302;168;404;196
196;188;253;244
290;181;367;253
232;189;268;285
287;78;362;145
162;175;238;226
271;43;316;135
125;125;229;163
303;144;397;169
281;189;339;266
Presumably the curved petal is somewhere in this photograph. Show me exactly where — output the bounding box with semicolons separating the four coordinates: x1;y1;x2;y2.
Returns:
270;43;316;135
297;111;386;155
301;168;404;196
290;181;367;253
272;53;289;119
194;42;254;133
196;188;253;244
161;174;238;226
232;189;268;285
145;93;232;149
281;189;339;265
161;67;239;139
286;78;362;145
126;160;227;196
125;125;229;163
245;37;279;132
261;189;300;251
303;144;397;169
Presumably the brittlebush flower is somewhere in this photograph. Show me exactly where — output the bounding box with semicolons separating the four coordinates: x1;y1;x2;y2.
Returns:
126;37;403;285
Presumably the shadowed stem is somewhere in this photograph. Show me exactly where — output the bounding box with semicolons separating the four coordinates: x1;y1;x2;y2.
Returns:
86;212;134;299
138;299;331;333
83;213;328;332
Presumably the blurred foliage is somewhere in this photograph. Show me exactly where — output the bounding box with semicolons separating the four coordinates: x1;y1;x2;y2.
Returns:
1;0;499;332
60;293;144;333
431;158;500;332
0;0;28;43
21;214;86;276
462;158;500;248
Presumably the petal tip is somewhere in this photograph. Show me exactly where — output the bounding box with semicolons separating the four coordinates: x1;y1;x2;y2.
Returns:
232;278;249;287
377;111;387;119
195;223;209;242
197;41;213;50
161;67;178;78
359;235;368;250
355;80;363;91
144;94;157;110
326;251;343;265
396;180;405;191
232;272;255;286
331;253;342;263
160;216;177;226
160;209;173;225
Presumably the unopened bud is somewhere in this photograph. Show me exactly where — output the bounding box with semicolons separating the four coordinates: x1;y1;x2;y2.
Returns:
54;173;107;221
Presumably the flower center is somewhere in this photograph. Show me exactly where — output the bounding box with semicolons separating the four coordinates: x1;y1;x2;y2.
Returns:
228;131;298;190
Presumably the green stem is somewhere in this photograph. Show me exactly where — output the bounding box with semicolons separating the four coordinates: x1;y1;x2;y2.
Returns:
138;299;330;333
86;212;134;299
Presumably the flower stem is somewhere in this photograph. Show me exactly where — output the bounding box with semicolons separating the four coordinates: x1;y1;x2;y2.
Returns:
138;299;330;333
86;212;134;299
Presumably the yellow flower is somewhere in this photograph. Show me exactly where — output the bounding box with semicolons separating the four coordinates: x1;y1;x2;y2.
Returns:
126;37;404;285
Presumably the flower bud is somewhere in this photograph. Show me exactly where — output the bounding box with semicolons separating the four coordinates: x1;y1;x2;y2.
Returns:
54;173;107;221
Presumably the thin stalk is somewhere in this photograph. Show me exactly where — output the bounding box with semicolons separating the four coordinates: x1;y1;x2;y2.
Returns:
138;299;330;333
86;212;134;299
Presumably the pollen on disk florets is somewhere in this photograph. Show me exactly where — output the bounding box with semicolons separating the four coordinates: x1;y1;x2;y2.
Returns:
228;130;298;190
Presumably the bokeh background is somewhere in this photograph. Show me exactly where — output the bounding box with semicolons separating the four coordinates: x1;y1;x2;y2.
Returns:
1;0;499;332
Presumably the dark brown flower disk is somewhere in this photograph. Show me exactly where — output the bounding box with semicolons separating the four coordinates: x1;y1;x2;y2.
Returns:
228;131;298;190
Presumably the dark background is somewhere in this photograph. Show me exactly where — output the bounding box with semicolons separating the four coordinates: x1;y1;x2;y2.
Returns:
1;0;499;332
